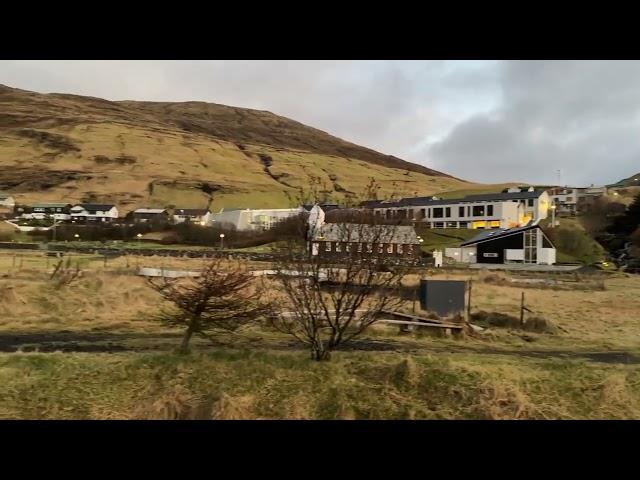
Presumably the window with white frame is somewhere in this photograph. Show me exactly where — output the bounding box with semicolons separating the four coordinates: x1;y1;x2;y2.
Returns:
387;244;393;254
325;242;332;252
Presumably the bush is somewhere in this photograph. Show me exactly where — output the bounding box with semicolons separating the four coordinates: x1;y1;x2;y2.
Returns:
546;227;602;264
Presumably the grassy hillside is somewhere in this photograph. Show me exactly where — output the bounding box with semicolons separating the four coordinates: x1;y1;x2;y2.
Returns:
0;84;472;213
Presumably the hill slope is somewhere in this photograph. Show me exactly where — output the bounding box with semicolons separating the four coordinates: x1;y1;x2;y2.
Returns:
611;172;640;188
0;84;474;212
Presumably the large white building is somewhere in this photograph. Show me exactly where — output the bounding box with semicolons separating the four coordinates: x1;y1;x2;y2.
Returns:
362;187;550;230
212;207;303;231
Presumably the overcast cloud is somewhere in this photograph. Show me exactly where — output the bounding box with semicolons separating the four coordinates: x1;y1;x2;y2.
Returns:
1;60;638;185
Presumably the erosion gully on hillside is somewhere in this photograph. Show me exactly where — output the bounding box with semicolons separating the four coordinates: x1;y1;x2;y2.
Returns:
1;330;638;365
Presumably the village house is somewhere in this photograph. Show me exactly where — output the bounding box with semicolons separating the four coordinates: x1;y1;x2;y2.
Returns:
212;207;303;231
361;187;550;229
70;204;119;223
549;185;608;215
129;208;170;224
172;208;212;225
307;205;422;261
21;203;72;221
445;224;557;265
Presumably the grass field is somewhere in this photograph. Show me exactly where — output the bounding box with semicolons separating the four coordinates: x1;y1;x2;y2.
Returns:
1;249;640;419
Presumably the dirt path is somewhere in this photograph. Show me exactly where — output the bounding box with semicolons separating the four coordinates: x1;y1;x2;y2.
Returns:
0;331;638;365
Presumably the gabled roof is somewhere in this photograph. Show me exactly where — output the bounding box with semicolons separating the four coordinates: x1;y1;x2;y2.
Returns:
312;223;420;244
461;223;544;247
174;208;210;216
32;203;71;208
133;208;167;214
72;204;116;212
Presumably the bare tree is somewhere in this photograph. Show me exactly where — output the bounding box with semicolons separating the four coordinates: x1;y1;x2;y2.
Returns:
50;257;82;289
147;257;269;353
268;218;414;361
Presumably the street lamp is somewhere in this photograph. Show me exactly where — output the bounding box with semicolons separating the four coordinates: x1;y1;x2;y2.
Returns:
74;233;80;241
219;233;225;249
136;233;142;245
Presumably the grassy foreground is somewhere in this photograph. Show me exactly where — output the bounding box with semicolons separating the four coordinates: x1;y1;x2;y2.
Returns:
2;250;640;419
2;348;640;420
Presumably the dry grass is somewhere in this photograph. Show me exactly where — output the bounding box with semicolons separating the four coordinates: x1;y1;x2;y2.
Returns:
1;249;640;419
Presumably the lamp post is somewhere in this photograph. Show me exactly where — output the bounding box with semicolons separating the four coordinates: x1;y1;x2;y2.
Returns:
550;205;556;228
219;233;225;250
74;233;80;242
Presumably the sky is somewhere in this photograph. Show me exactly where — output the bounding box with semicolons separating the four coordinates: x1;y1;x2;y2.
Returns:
1;60;638;186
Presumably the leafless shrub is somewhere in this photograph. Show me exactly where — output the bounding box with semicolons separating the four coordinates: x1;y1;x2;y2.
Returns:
268;221;410;361
49;258;82;289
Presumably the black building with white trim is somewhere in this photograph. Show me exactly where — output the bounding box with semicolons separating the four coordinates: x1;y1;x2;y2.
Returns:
445;224;557;265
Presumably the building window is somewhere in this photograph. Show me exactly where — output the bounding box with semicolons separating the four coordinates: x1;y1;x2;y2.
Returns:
419;208;426;219
467;206;471;217
408;245;414;255
528;199;534;207
459;206;465;217
345;243;351;252
378;243;384;254
445;207;451;218
472;205;485;216
367;243;373;253
427;208;431;218
397;244;403;254
357;243;363;253
387;244;393;254
335;243;342;252
433;208;444;218
487;205;494;216
325;242;332;252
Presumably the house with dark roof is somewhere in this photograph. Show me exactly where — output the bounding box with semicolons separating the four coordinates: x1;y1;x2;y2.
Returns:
129;208;170;224
444;224;556;265
360;187;550;230
70;204;119;223
22;203;72;221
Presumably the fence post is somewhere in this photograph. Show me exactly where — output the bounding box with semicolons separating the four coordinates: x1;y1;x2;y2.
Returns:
520;291;525;326
467;279;472;323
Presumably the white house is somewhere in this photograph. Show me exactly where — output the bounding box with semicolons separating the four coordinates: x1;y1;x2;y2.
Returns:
22;203;72;221
211;207;303;231
172;208;212;225
445;224;556;266
363;188;550;230
70;204;119;223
